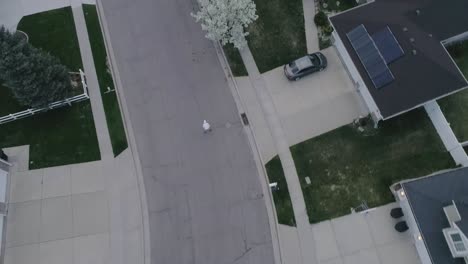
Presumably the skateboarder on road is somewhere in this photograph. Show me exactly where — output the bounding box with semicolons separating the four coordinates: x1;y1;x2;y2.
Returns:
203;120;212;133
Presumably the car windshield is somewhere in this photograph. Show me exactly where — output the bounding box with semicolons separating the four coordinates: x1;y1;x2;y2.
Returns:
288;62;300;74
310;54;320;66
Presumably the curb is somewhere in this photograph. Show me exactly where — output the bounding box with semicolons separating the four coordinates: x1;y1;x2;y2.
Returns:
95;2;151;264
212;41;284;264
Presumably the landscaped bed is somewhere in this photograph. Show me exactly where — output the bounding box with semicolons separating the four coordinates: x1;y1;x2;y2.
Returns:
438;41;468;143
246;0;307;73
266;156;296;226
223;44;248;76
266;109;454;223
83;4;128;156
315;0;358;50
0;7;100;169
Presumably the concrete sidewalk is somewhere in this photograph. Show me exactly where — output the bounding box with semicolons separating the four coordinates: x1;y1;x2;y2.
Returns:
277;203;421;264
239;46;318;264
72;4;113;159
309;203;420;264
303;0;319;52
72;4;146;264
3;146;144;264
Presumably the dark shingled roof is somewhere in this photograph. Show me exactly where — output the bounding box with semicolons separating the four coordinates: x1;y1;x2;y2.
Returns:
330;0;468;119
403;168;468;264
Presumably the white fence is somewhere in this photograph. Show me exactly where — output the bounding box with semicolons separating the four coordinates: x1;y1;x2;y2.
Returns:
0;69;89;125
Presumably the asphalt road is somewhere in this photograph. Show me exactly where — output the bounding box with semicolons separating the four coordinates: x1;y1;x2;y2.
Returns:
98;0;275;263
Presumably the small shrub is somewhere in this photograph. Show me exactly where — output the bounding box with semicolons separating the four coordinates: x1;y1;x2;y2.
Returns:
319;37;332;50
314;11;328;27
323;25;334;36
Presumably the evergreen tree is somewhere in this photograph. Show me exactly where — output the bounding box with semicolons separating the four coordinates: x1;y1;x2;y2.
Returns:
0;26;72;108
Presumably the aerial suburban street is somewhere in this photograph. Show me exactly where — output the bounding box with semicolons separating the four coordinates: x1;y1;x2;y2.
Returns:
99;0;275;263
1;0;468;264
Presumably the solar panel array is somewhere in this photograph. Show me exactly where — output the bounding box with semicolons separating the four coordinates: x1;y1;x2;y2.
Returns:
372;26;404;64
346;25;394;89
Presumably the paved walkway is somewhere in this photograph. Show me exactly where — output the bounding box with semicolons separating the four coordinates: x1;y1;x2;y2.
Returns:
424;101;468;166
3;146;144;264
276;204;421;264
239;47;318;264
303;0;319;52
72;4;113;159
72;4;146;264
308;203;420;264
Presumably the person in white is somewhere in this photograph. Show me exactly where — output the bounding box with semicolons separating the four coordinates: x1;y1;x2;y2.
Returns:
202;120;212;133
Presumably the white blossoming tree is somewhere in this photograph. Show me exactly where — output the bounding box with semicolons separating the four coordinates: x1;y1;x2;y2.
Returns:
191;0;258;49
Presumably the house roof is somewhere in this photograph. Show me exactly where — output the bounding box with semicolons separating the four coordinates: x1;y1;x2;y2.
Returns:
402;167;468;264
330;0;468;119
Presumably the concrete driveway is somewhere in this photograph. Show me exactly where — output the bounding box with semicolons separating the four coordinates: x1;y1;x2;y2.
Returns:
3;146;144;264
236;47;368;161
278;203;421;264
311;203;420;264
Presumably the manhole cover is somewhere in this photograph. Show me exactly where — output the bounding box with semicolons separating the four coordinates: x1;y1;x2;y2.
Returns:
225;122;231;128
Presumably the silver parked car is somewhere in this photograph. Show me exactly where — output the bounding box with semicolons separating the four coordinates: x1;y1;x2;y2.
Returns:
284;52;327;81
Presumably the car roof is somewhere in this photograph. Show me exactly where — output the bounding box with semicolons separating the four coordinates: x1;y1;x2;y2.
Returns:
295;56;313;70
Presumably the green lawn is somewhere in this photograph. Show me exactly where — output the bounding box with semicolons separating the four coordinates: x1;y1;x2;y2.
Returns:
83;4;128;156
247;0;307;73
0;7;101;169
438;42;468;142
0;97;100;169
17;7;83;71
266;110;454;223
223;44;248;76
266;157;296;226
0;85;24;116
